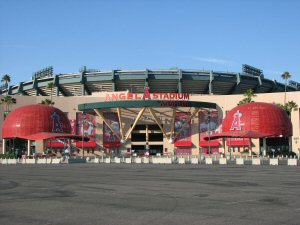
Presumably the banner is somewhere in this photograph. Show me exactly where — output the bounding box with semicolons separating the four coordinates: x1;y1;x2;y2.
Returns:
76;112;96;142
199;111;221;153
174;112;192;147
103;112;121;148
47;112;71;149
69;119;76;135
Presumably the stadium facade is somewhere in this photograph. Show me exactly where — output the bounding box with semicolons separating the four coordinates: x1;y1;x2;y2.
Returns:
1;68;300;157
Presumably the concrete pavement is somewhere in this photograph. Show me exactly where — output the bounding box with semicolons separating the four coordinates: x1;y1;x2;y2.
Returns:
0;164;300;225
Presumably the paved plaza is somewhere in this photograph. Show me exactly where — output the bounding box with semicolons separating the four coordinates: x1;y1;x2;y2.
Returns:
1;164;300;225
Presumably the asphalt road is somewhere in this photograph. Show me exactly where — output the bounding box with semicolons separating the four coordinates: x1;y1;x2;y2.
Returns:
1;164;300;225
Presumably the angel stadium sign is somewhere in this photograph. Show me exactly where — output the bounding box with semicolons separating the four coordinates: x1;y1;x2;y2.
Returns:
105;87;190;102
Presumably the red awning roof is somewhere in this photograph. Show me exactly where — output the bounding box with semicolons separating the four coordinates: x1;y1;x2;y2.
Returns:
46;142;65;148
24;132;89;141
103;142;121;148
200;140;220;147
204;131;272;140
226;138;251;146
76;141;97;148
174;141;193;147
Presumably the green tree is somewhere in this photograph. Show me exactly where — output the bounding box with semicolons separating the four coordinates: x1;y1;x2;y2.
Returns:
0;95;17;119
40;98;54;105
1;74;11;87
276;100;298;117
285;100;298;114
238;89;257;105
281;71;291;104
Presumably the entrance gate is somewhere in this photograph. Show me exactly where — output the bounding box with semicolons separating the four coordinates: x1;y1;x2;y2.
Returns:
131;124;163;156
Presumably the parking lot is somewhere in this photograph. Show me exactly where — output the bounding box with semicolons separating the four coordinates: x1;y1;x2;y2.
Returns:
1;164;300;225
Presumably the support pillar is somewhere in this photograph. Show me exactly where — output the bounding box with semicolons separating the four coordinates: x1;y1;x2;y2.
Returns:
229;138;232;160
2;139;6;154
289;136;292;152
222;138;226;157
249;138;252;156
27;140;31;156
263;138;267;157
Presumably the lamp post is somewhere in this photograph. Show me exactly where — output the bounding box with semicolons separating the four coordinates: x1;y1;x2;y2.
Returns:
82;112;85;159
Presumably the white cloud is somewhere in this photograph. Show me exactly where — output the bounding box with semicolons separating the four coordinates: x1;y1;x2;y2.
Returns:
158;52;234;66
184;56;233;65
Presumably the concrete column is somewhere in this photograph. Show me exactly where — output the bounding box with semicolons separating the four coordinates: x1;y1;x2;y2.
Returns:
249;139;252;156
222;138;226;156
263;138;267;157
2;139;6;154
289;136;292;152
27;140;31;156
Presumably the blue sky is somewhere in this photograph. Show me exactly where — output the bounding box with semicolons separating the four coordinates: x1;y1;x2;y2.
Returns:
0;0;299;85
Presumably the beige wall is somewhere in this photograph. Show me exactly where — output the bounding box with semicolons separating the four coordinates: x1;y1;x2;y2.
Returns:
1;91;299;155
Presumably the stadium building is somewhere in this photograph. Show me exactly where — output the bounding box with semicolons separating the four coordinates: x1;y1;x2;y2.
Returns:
1;67;300;157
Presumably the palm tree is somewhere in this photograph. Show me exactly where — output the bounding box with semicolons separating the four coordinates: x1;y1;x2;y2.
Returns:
238;88;256;105
281;71;291;104
40;98;54;105
285;100;298;114
47;82;55;103
1;74;11;95
0;96;17;119
277;100;298;117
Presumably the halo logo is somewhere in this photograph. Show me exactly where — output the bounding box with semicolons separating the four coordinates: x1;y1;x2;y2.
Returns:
51;112;63;133
230;110;244;131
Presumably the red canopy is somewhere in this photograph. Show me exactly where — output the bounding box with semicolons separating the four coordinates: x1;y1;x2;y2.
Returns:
46;141;65;148
76;141;97;148
174;141;193;147
226;138;251;146
200;140;220;147
25;132;89;141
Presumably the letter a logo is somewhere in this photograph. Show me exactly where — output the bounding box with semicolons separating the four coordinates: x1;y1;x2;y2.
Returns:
52;112;63;133
230;110;244;131
143;86;151;100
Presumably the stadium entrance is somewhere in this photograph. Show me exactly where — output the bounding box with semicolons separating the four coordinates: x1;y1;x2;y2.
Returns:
79;99;217;157
131;124;163;156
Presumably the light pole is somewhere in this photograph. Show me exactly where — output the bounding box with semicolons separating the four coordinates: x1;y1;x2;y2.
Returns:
82;112;85;159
